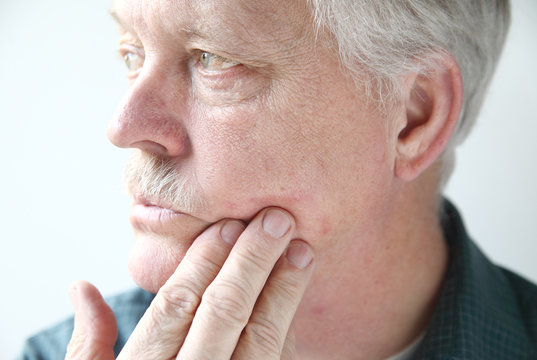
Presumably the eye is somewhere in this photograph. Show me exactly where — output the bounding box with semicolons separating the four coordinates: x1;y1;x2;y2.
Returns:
123;52;144;73
199;52;240;71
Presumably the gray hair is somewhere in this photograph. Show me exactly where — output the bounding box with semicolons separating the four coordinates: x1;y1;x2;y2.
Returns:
307;0;511;184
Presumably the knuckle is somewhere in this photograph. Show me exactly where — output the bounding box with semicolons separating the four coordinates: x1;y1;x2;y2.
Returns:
65;339;84;360
201;280;253;326
243;316;284;356
190;242;228;274
238;243;274;272
152;281;201;321
66;335;101;360
271;275;304;301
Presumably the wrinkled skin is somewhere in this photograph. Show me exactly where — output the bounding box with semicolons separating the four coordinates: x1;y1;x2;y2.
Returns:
66;0;461;358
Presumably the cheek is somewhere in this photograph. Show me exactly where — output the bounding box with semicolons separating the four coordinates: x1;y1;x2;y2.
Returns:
201;141;329;223
188;76;394;243
195;147;314;220
191;104;312;216
193;133;331;240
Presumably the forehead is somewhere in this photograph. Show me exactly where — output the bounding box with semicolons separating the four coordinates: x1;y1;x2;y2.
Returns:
111;0;313;50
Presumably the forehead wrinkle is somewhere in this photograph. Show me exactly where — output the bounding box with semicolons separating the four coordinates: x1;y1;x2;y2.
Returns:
193;0;314;60
235;0;309;31
134;0;186;43
112;0;317;68
112;1;253;62
112;0;196;45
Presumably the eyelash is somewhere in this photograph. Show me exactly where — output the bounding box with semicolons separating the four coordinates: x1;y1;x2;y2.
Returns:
197;51;240;72
119;45;145;77
118;45;241;79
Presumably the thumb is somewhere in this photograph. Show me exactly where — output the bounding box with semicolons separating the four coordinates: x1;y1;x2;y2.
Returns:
66;280;118;360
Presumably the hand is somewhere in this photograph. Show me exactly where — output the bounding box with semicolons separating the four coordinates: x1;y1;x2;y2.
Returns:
65;208;315;360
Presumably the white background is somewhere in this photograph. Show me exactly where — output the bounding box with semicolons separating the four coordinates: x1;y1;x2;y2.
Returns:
1;0;536;359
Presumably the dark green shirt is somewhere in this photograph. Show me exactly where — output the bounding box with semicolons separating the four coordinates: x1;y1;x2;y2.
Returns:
414;200;537;359
19;200;537;359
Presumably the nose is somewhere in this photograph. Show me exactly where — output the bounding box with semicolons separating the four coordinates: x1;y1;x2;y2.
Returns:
107;69;190;158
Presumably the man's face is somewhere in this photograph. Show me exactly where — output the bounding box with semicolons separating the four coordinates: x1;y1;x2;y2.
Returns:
110;0;399;292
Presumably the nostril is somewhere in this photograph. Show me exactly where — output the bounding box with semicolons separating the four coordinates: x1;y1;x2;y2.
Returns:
107;81;190;157
130;141;169;156
107;116;190;157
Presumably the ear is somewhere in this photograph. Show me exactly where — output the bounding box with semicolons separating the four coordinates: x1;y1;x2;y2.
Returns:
394;53;463;182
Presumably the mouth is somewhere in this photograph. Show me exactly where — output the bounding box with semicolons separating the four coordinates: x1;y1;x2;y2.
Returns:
134;193;183;213
127;193;213;292
129;193;205;235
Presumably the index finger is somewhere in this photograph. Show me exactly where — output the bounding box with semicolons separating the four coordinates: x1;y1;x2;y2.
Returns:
117;219;245;360
176;208;298;360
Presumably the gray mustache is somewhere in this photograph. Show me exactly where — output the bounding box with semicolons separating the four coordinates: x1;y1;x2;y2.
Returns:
123;151;207;214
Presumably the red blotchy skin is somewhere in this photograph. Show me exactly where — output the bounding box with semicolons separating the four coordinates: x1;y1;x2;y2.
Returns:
248;191;312;207
110;0;399;327
320;216;332;235
223;200;239;212
312;306;325;316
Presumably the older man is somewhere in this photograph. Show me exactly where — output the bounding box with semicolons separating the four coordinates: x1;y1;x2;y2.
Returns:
20;0;536;359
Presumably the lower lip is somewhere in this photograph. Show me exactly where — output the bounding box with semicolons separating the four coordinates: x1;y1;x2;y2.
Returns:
130;203;189;234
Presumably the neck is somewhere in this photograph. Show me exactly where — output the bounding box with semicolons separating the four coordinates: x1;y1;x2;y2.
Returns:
294;173;448;359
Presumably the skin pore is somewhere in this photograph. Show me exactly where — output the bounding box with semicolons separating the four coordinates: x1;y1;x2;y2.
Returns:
106;0;455;358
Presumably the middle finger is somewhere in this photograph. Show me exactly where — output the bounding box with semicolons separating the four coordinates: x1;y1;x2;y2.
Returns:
177;208;295;360
118;220;245;360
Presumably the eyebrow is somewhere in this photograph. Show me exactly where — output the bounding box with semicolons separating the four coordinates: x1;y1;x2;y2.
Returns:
108;7;208;44
109;8;135;34
106;6;280;68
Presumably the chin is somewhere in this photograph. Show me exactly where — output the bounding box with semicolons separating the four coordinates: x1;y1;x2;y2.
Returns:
127;234;192;293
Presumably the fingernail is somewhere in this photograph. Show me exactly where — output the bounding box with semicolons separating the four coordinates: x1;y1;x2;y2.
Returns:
220;221;245;245
263;209;291;238
286;242;313;269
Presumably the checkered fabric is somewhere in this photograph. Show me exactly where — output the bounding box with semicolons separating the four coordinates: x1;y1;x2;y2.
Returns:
19;200;537;359
414;200;537;359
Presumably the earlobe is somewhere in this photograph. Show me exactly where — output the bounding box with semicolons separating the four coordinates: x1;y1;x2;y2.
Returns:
394;53;463;182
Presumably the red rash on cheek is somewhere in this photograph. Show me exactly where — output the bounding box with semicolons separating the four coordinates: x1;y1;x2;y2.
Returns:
221;191;335;241
319;215;332;235
312;305;325;316
223;200;239;211
246;191;312;212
